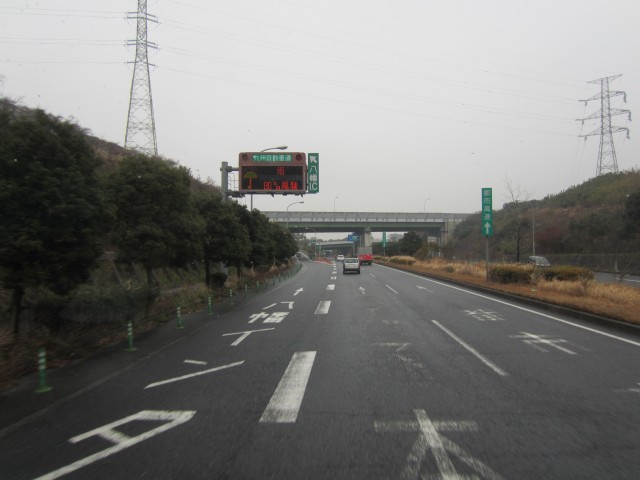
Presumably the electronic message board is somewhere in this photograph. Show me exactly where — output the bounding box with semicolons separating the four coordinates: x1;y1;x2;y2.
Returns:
238;152;307;194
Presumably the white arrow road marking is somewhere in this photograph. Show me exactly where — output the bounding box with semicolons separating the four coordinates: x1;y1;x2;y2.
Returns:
375;342;409;352
615;383;640;394
35;411;195;480
375;343;425;370
293;288;303;296
465;309;504;322
145;361;244;389
314;301;331;314
510;332;577;354
359;286;366;294
183;359;207;366
260;351;316;424
416;285;435;294
281;301;295;309
326;284;335;291
432;321;508;376
223;328;275;346
375;409;505;480
385;284;399;294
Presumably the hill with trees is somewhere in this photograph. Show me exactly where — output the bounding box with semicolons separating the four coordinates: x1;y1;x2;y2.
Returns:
0;98;297;338
451;171;640;271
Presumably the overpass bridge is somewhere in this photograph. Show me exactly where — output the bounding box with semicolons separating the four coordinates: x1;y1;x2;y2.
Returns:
264;211;470;254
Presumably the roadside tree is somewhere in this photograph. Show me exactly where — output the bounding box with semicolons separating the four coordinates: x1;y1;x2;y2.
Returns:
0;102;108;334
398;231;423;256
194;189;250;286
108;155;204;286
270;222;298;264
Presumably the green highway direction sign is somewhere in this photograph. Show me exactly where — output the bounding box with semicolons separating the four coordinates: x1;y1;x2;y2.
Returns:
482;187;493;237
307;153;319;193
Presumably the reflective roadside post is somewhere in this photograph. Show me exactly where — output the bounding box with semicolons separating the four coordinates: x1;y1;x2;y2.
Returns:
35;348;52;393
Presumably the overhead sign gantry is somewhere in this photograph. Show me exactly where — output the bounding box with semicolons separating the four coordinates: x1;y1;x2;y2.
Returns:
238;152;307;194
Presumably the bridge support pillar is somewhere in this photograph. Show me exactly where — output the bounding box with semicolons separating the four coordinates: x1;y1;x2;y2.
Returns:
357;228;373;255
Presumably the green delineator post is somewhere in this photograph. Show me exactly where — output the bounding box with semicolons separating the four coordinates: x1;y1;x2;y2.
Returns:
35;348;52;393
176;306;184;329
207;296;212;315
125;321;137;352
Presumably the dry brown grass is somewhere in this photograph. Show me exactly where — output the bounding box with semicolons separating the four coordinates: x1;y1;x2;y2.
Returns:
381;258;640;325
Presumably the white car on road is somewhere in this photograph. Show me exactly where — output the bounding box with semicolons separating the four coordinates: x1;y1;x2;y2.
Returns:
342;257;361;274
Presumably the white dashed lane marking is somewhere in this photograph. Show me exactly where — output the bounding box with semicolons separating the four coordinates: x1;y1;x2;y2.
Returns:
260;351;317;424
314;301;331;314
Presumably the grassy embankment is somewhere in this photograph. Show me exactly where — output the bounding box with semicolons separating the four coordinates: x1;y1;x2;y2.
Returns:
378;257;640;325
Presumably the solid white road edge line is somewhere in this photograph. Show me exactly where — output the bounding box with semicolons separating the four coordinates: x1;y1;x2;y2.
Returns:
432;320;508;376
260;351;317;423
376;264;640;348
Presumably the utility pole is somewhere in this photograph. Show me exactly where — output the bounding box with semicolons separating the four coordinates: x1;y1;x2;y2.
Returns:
576;75;630;176
220;162;237;203
125;0;158;156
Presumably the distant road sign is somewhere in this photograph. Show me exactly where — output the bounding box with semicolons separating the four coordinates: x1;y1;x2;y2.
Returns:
307;153;319;194
238;152;307;194
482;187;493;237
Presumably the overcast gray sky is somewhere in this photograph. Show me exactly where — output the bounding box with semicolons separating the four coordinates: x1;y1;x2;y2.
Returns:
1;0;638;217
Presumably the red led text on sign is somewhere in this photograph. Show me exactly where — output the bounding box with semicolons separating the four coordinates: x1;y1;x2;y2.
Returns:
239;164;306;193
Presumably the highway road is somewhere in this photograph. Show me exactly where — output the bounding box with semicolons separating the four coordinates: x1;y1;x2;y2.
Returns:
2;259;640;479
594;271;640;288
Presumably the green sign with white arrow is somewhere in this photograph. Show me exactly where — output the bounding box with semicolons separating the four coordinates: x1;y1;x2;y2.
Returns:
481;187;493;237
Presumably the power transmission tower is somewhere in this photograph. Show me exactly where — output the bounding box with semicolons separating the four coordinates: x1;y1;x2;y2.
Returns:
124;0;158;156
577;75;631;176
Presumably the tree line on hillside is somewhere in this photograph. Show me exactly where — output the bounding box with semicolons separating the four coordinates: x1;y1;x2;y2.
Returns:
0;100;297;335
298;231;451;261
451;171;640;264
